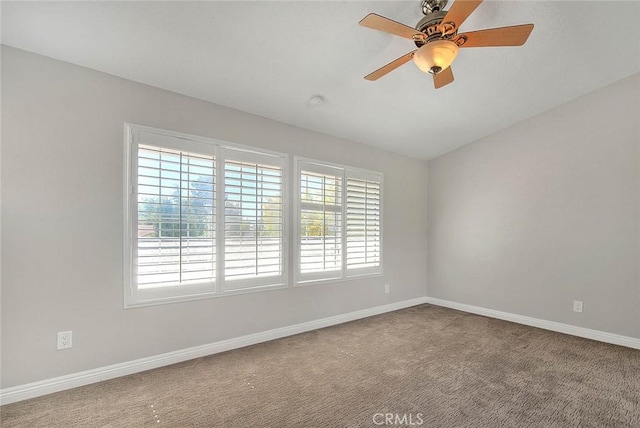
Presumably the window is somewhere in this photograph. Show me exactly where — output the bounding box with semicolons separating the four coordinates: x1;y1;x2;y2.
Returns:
346;174;381;276
298;164;343;282
125;126;382;305
124;125;287;306
136;142;216;290
295;159;383;284
223;149;285;290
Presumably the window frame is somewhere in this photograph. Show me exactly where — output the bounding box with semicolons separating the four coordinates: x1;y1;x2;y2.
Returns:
124;124;289;308
293;157;383;286
296;161;345;283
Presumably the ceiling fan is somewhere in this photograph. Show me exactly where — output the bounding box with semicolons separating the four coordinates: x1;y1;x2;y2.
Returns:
360;0;534;88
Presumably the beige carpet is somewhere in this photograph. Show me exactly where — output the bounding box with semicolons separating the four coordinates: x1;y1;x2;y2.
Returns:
2;304;639;427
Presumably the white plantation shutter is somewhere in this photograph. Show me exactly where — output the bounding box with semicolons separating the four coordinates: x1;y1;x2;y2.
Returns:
223;149;285;290
346;174;382;276
137;144;216;286
295;159;382;284
125;126;288;307
298;163;343;282
130;130;217;303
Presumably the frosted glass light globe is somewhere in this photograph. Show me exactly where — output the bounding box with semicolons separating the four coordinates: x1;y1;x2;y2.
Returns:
413;40;459;74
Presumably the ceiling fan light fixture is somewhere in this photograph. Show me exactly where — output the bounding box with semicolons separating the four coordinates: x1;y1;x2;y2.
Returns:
413;40;459;74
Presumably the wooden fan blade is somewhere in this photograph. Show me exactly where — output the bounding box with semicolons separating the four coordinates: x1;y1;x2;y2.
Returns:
433;66;454;89
365;51;416;81
441;0;483;29
458;24;534;47
359;13;423;40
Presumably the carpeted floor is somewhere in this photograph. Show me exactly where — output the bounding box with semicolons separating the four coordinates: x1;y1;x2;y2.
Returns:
2;304;639;427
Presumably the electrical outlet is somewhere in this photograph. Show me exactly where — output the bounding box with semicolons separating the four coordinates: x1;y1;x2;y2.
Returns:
57;331;72;350
573;300;583;313
384;284;390;294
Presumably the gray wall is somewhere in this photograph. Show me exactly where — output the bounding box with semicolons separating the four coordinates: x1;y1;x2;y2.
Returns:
427;73;640;338
1;46;428;388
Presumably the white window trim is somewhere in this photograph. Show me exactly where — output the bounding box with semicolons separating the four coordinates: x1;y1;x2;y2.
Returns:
293;156;383;287
124;124;289;308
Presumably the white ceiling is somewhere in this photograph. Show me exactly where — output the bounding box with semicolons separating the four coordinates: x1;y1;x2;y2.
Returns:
2;1;639;160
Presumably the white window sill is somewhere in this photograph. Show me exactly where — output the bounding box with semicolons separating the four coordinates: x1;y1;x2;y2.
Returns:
125;283;288;309
294;272;383;288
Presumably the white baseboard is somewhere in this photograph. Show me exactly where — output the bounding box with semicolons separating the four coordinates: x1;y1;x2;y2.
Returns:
425;296;640;350
0;297;428;405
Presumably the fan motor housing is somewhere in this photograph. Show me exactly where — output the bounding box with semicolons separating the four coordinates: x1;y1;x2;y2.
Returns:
415;11;451;46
